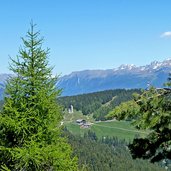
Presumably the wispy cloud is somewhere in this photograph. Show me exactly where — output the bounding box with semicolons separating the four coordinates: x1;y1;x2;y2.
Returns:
160;31;171;38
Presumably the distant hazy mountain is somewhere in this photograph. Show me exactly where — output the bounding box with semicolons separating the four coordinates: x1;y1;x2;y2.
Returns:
0;59;171;99
57;59;171;96
0;74;12;100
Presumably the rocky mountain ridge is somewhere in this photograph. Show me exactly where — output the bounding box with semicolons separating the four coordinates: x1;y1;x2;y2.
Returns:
57;59;171;95
0;59;171;98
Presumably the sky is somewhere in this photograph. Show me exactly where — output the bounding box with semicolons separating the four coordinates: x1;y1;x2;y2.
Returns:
1;0;171;76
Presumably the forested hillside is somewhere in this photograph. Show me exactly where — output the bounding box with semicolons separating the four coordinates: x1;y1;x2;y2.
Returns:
64;130;164;171
59;89;141;120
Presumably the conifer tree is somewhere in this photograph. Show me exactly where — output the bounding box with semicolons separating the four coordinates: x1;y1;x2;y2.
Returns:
0;23;78;170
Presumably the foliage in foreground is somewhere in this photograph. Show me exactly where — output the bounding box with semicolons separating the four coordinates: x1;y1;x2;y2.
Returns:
108;85;171;163
0;23;78;170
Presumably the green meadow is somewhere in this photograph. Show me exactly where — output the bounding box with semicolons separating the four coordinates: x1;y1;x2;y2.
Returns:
63;111;148;141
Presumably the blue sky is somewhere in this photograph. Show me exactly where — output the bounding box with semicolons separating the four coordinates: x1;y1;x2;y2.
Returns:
1;0;171;75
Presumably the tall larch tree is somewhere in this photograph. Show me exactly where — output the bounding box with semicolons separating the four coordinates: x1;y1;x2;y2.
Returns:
0;23;78;170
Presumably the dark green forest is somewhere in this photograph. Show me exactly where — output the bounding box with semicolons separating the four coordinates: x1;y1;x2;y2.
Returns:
64;129;164;171
59;89;141;120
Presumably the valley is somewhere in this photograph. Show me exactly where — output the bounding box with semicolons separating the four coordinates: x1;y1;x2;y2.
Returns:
0;87;166;170
63;110;147;141
61;89;147;141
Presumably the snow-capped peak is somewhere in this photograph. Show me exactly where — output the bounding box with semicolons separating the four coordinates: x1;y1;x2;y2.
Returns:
148;59;171;70
118;64;136;70
149;61;162;69
112;58;171;72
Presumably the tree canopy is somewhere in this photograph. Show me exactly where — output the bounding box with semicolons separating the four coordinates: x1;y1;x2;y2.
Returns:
64;129;164;171
0;23;78;170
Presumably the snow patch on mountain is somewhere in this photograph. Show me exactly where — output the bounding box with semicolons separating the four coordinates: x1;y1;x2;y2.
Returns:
117;64;136;70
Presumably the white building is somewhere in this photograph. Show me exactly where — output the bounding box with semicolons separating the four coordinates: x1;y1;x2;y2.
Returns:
68;105;74;113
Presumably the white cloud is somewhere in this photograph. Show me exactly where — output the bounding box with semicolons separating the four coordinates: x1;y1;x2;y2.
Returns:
160;31;171;38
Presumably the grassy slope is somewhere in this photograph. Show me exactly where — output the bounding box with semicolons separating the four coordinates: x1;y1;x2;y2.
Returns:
92;121;147;140
63;111;147;141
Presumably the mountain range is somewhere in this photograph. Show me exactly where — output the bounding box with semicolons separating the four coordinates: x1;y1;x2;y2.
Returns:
0;59;171;99
57;59;171;96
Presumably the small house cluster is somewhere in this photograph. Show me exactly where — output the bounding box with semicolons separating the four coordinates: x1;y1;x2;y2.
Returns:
76;119;91;128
